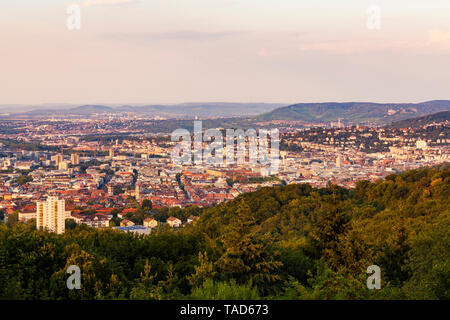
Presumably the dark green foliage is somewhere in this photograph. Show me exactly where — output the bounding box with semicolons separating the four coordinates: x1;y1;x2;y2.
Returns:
13;175;33;185
141;199;152;211
257;101;450;124
388;110;450;128
191;279;260;300
215;200;283;295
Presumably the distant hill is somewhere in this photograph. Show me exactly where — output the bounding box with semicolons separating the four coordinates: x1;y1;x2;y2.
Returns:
2;103;284;119
0;103;77;114
3;101;449;124
114;103;284;118
256;100;450;124
16;105;114;116
69;105;115;114
387;110;450;128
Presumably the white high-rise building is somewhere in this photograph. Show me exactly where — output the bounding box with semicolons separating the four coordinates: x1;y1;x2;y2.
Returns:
336;155;342;168
36;196;66;234
51;154;64;166
71;153;80;165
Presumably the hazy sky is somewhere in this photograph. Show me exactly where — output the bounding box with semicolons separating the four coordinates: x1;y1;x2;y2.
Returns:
1;0;450;105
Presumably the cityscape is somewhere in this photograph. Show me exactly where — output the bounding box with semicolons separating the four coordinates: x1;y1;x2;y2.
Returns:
1;113;448;235
0;0;449;311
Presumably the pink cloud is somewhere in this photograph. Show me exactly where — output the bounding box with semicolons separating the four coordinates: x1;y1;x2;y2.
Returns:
297;32;450;55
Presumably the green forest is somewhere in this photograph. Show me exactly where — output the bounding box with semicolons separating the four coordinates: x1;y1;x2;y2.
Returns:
0;165;448;300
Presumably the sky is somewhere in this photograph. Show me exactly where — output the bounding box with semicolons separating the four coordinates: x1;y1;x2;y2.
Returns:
1;0;450;105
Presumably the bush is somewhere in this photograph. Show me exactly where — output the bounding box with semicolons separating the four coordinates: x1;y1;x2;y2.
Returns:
191;279;260;300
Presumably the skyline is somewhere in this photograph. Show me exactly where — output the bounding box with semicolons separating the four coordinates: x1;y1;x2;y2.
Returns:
1;1;449;306
1;0;450;104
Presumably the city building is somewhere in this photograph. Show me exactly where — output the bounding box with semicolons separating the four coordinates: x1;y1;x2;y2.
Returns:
36;196;66;234
120;219;135;227
336;155;342;168
143;217;158;228
167;216;182;228
71;153;80;165
114;225;152;235
51;154;64;166
416;139;428;150
58;161;68;170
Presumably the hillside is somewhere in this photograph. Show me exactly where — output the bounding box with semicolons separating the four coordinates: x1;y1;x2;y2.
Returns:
387;110;450;128
256;100;450;124
4;101;450;124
